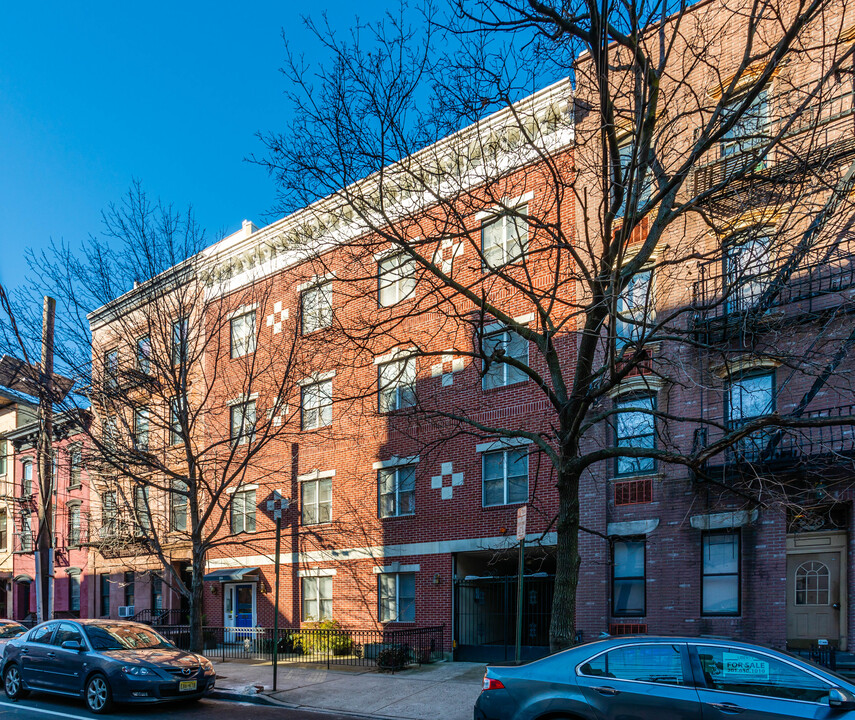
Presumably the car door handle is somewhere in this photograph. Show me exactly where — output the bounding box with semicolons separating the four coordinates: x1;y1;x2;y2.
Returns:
20;647;28;654
707;702;745;714
46;652;56;658
592;686;620;696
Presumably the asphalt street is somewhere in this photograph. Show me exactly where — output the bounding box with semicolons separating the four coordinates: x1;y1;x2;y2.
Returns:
0;695;371;720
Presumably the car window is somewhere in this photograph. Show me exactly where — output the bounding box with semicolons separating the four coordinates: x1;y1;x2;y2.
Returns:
52;623;84;647
0;623;26;639
85;624;174;651
28;623;56;644
695;645;831;703
579;644;686;685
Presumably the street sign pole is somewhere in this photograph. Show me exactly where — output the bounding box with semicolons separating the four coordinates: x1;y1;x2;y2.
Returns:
515;506;527;665
266;490;288;693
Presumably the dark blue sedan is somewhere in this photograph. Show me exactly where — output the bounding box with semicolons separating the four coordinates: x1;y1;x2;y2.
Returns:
2;619;215;713
475;635;855;720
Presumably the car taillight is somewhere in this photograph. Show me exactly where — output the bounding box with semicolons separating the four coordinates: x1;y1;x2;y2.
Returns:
482;675;505;691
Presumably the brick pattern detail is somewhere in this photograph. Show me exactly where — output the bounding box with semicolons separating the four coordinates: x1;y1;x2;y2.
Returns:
609;623;648;636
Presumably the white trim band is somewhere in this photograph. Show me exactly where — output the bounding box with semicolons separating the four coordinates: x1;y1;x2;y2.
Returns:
297;370;336;386
373;563;420;574
298;568;337;578
476;437;534;453
372;456;419;470
226;484;259;494
297;469;337;481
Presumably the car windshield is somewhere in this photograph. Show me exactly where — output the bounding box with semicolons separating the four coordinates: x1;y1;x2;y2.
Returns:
0;623;26;638
85;624;175;651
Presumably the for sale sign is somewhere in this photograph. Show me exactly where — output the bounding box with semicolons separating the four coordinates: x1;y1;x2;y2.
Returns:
721;653;769;682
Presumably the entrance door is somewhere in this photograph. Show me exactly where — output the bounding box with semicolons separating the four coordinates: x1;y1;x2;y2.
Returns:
786;551;841;647
224;583;256;641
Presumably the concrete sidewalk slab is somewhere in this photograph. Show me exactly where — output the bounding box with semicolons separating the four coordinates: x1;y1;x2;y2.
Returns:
212;659;484;720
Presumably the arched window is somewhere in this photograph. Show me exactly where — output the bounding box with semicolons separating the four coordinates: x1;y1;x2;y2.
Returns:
795;561;830;605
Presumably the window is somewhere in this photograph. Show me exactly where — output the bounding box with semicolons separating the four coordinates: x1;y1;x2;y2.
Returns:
615;143;654;217
231;488;257;533
378;253;416;307
721;90;768;158
100;574;110;617
102;416;118;448
579;644;686;686
172;317;188;366
795;561;830;606
171;481;188;532
482;328;528;390
104;349;119;388
302;576;332;621
378;465;415;518
22;461;33;495
615;270;653;347
378;357;416;412
725;234;772;313
301;380;332;430
53;622;82;646
0;439;6;475
69;444;82;487
151;574;163;611
482;448;529;507
230;400;256;444
0;510;6;549
135;408;150;451
702;532;740;615
136;335;151;374
696;645;830;702
68;578;81;613
301;282;333;333
30;623;56;644
170;396;185;446
124;571;135;607
134;486;151;532
614;395;656;477
726;372;775;461
379;572;416;622
101;491;117;537
302;477;332;525
613;539;645;616
482;208;527;268
68;505;81;546
20;514;32;551
230;311;257;358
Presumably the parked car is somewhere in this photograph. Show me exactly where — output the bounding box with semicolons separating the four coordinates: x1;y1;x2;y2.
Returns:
475;635;855;720
2;619;216;713
0;621;27;651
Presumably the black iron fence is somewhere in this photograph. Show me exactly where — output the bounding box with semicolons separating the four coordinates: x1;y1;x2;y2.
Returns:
155;624;445;670
134;608;188;626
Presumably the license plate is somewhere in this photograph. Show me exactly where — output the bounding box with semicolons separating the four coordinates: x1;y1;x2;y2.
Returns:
179;680;197;692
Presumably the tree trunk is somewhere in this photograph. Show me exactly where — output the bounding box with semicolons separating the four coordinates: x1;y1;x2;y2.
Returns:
189;551;205;653
549;464;581;652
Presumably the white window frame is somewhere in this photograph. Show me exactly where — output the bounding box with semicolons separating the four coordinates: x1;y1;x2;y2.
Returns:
378;465;416;518
301;379;333;430
301;476;332;525
481;448;529;507
171;480;188;533
22;460;33;495
378;356;416;412
136;335;151;374
481;327;529;390
301;281;333;334
481;205;528;268
134;408;150;451
721;90;769;158
68;504;82;546
230;400;257;445
230;311;257;358
231;488;257;533
134;486;151;533
378;253;416;307
302;575;333;622
378;572;416;623
615;270;654;348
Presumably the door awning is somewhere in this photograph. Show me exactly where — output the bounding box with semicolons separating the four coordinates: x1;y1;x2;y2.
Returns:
203;567;261;583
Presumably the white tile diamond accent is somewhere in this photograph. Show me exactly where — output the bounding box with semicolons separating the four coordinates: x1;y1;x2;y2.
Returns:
441;462;453;475
431;476;443;489
433;351;465;387
266;303;290;334
440;487;452;500
433;462;464;500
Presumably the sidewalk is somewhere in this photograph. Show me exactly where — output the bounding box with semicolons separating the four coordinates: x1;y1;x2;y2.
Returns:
211;659;485;720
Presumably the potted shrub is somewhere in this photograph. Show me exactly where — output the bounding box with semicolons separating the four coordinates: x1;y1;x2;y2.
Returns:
376;644;410;672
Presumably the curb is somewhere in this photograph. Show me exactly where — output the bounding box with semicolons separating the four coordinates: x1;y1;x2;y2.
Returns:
210;689;395;719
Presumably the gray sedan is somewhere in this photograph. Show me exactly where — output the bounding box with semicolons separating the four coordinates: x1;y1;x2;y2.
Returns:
474;635;855;720
2;619;215;713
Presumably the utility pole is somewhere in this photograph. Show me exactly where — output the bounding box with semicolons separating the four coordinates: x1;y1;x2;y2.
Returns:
34;296;56;623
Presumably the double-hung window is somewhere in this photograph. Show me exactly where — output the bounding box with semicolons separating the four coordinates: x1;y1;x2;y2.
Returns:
301;380;332;430
378;465;415;518
726;371;775;461
302;576;332;621
301;282;333;333
379;572;416;623
151;574;163;611
22;461;33;495
170;396;186;446
378;253;416;307
20;515;32;551
69;575;81;613
378;356;416;412
134;486;151;532
0;510;6;550
171;480;188;532
481;208;527;268
103;349;118;389
100;574;110;617
136;335;151;374
69;444;82;487
725;232;772;313
0;439;7;476
482;448;529;507
134;408;150;451
615;142;654;217
124;571;135;607
231;488;257;533
615;270;653;348
230;311;257;358
482;328;528;390
68;505;81;546
612;539;645;616
230;400;256;445
702;532;740;615
101;491;117;537
721;90;768;158
172;318;189;366
302;477;332;525
614;395;656;477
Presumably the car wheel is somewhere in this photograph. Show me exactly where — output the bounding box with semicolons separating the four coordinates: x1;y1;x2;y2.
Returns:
85;674;113;714
4;664;29;700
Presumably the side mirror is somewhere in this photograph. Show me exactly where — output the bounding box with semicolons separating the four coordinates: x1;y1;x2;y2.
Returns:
829;688;855;709
61;640;84;652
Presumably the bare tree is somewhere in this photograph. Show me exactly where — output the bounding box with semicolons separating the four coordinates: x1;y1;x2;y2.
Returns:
23;183;306;650
257;0;855;650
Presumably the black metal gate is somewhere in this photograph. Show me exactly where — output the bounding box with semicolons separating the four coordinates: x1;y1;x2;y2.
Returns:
454;574;553;663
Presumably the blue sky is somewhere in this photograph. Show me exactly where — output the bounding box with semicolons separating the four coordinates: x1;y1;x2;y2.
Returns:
0;1;385;296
